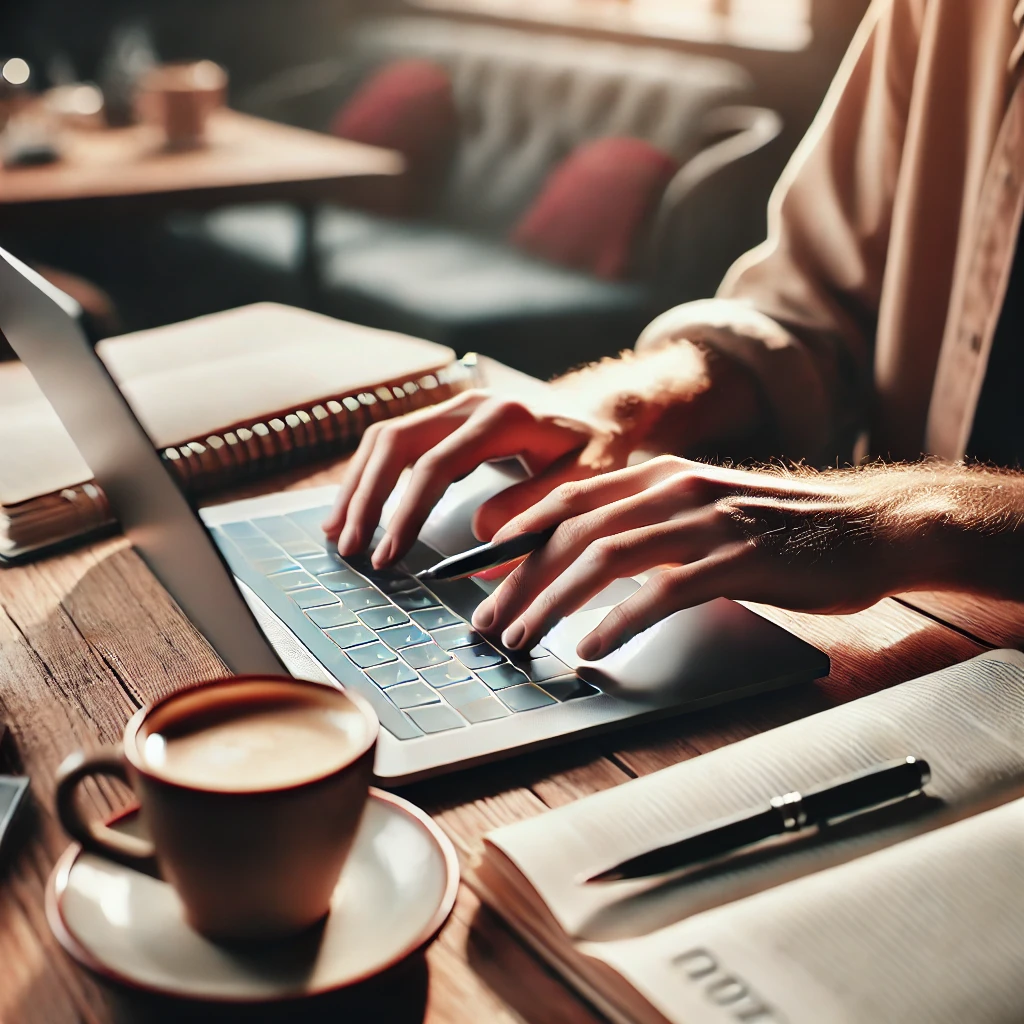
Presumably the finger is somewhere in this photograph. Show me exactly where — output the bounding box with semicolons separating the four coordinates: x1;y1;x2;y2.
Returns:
330;390;486;552
373;402;558;565
496;516;720;652
475;479;707;635
339;414;463;555
576;544;749;660
323;423;383;541
471;450;595;542
487;456;693;547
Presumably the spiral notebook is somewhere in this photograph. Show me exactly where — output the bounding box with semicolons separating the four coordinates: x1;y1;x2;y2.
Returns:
0;303;470;562
471;650;1024;1024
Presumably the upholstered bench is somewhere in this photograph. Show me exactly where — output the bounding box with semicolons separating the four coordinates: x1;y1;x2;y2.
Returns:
166;17;781;377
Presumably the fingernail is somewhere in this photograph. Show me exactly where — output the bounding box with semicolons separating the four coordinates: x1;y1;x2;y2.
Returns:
472;600;494;631
372;536;395;568
502;621;526;650
339;525;362;556
577;634;603;661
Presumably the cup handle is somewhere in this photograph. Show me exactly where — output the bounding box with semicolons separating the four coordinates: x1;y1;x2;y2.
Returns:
55;749;159;874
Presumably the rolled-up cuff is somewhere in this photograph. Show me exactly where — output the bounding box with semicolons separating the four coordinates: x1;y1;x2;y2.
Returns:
636;298;835;462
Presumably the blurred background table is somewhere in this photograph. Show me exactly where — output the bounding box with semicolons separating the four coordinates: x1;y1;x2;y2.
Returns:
0;109;400;313
0;109;401;223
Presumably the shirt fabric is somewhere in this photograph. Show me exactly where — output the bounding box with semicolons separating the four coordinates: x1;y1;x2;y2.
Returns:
968;224;1024;467
636;0;1024;465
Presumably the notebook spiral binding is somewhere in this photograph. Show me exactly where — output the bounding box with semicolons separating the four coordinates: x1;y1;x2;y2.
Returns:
158;357;478;494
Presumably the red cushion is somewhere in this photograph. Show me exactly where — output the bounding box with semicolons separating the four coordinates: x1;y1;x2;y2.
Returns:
511;137;679;280
330;59;457;217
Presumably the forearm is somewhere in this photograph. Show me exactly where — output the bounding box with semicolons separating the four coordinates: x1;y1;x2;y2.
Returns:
552;339;771;460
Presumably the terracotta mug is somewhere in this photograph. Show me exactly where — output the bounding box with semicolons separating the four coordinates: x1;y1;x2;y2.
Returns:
136;60;227;150
55;675;377;941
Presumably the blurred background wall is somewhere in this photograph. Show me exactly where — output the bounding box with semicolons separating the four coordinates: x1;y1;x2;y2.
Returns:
1;0;871;378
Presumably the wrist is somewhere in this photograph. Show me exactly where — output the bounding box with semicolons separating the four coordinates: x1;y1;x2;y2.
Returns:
553;339;770;459
885;469;1024;597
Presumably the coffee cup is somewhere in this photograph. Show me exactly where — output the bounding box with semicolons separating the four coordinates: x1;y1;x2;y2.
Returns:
136;60;227;150
55;675;377;941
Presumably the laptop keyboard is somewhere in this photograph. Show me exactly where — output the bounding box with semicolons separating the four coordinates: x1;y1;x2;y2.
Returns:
210;506;600;740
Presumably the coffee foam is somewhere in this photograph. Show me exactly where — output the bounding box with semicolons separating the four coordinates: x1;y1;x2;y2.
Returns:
138;680;369;792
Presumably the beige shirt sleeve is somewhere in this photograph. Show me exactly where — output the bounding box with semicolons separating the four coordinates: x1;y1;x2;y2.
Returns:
637;0;924;463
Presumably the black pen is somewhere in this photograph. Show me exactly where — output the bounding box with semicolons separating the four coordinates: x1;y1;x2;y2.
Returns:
586;756;931;883
416;526;557;582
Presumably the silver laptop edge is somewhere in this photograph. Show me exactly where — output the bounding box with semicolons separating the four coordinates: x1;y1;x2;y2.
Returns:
0;246;281;676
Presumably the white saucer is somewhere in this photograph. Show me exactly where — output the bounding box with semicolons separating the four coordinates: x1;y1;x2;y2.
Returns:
47;789;458;1004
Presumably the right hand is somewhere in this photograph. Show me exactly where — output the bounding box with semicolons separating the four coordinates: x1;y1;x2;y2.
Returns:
322;388;633;567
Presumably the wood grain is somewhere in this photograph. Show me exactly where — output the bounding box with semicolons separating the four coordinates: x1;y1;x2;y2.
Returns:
0;448;1009;1024
899;590;1024;651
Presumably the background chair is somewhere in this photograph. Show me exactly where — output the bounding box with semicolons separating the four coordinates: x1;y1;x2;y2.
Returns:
165;16;782;378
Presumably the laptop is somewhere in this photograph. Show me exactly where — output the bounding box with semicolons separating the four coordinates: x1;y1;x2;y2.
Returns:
0;246;829;783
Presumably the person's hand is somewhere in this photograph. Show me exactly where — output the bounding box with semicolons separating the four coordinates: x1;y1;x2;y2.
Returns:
322;389;634;566
470;457;962;660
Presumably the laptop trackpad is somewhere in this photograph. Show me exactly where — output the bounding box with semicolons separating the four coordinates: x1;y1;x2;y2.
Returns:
541;578;640;667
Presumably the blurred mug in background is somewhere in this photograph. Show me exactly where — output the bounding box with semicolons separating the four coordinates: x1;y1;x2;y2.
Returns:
136;60;227;150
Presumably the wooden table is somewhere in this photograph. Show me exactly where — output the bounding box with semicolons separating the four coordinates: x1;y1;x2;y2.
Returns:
0;109;401;223
0;452;1016;1023
0;108;401;306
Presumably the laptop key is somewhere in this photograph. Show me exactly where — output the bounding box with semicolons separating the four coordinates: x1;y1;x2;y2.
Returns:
290;587;340;610
348;643;397;668
357;606;410;631
432;624;483;651
340;588;390;611
402;643;451;670
498;683;558;712
318;570;367;593
520;655;574;682
410;607;461;631
540;678;601;702
453;644;505;671
377;623;431;650
406;703;466;734
440;679;491;709
341;552;376;576
236;540;283;562
285;507;335;540
306;605;357;629
366;661;419;688
267;567;317;591
459;696;512;724
424;575;488;623
279;538;323;558
388;682;441;709
478;664;531;691
252;515;309;544
392;588;440;612
252;556;297;575
419;662;473;687
296;553;343;576
325;623;376;649
221;521;262;541
364;572;421;594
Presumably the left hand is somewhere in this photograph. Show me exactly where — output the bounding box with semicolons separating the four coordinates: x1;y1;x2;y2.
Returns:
470;456;953;660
